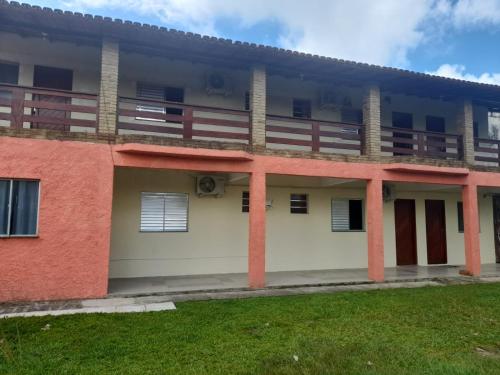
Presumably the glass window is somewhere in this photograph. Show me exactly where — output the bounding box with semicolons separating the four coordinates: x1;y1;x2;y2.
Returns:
0;179;39;236
332;199;364;231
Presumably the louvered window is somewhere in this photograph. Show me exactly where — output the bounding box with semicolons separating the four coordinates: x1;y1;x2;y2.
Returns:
290;194;308;214
140;192;188;232
242;191;249;212
0;179;39;237
332;199;364;231
136;83;166;121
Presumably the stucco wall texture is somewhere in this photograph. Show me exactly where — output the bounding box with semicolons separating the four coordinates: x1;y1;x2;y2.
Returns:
0;137;114;302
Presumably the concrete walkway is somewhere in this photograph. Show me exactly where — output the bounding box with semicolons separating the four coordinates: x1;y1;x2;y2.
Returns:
2;265;499;319
108;264;500;296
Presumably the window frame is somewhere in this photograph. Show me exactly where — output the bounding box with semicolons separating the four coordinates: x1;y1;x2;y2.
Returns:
242;191;250;213
331;198;365;232
292;98;312;119
290;193;308;214
0;178;40;238
140;192;189;233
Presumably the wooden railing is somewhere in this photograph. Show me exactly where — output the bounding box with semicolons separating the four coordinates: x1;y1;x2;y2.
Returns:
381;126;463;160
0;84;98;131
266;115;364;154
474;138;500;166
117;97;250;144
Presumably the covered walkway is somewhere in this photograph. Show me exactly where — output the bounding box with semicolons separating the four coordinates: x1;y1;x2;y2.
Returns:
108;264;500;296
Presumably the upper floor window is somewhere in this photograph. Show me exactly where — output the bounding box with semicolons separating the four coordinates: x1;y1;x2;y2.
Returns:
0;62;19;85
292;99;311;119
136;83;185;120
0;179;39;237
341;108;363;125
140;192;188;232
290;194;308;214
244;91;250;111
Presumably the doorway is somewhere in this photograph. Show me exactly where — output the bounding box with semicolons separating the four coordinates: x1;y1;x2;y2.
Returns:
426;116;446;156
492;196;500;263
394;199;418;265
392;112;413;156
425;200;447;264
32;65;73;130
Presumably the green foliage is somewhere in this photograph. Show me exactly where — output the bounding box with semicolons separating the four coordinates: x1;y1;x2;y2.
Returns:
1;283;500;374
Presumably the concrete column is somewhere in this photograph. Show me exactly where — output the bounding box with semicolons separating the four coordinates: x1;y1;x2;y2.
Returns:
366;178;384;281
457;99;475;164
250;65;267;150
248;170;266;288
98;38;119;135
362;85;381;158
462;183;481;276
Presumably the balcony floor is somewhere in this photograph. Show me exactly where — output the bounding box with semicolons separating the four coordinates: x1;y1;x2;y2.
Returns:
107;264;500;296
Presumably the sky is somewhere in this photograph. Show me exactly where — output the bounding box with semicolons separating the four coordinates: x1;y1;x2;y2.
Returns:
24;0;500;85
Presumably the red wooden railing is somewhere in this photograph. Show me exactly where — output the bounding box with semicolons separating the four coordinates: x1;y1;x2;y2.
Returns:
117;97;250;144
266;115;364;154
381;126;463;160
474;138;500;166
0;84;98;131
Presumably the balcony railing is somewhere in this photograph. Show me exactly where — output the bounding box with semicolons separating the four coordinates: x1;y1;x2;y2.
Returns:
266;115;364;154
0;84;98;131
117;97;250;144
381;126;463;160
474;138;500;167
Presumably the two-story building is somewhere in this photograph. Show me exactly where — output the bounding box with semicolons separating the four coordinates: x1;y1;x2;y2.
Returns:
1;1;500;302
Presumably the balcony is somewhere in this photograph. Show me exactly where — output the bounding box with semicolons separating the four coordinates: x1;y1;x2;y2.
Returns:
381;126;463;160
0;84;98;132
265;115;364;155
117;96;251;145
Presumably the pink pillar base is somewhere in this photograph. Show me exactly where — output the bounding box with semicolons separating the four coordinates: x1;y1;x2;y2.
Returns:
462;184;481;276
248;171;266;288
367;179;384;282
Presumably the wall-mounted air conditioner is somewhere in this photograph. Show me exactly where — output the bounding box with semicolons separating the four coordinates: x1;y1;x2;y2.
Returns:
196;175;226;197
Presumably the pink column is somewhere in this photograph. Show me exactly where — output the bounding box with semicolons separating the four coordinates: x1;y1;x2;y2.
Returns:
366;178;384;281
462;183;481;276
248;170;266;288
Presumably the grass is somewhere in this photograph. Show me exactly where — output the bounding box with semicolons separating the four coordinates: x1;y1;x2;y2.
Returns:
1;283;500;374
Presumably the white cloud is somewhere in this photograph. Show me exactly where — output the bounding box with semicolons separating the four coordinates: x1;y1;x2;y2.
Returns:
59;0;500;70
62;0;438;66
426;64;500;85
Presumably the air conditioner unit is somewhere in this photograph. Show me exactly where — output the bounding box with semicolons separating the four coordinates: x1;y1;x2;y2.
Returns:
206;72;232;96
196;175;225;197
319;88;337;109
382;183;395;202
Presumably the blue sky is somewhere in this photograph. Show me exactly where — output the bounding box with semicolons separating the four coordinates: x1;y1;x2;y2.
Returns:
26;0;500;84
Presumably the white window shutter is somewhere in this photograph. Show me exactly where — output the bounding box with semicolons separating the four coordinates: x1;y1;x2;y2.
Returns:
332;199;350;231
140;192;188;232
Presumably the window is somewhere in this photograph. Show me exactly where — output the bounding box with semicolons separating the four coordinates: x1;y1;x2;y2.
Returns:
341;108;363;125
473;121;479;138
0;179;39;237
136;83;184;121
242;191;250;212
332;199;364;231
140;192;188;232
457;201;464;232
244;91;250;111
0;62;19;84
290;194;308;214
292;99;311;119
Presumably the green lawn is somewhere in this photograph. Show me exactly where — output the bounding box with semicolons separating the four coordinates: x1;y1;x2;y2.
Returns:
1;284;500;374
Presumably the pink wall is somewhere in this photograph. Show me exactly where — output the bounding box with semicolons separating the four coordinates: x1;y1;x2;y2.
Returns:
0;137;114;302
1;140;499;301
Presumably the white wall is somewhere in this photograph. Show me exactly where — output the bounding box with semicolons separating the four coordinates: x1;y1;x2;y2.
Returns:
110;169;497;278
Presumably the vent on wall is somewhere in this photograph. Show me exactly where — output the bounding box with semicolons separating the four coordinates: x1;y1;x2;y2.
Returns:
206;72;232;96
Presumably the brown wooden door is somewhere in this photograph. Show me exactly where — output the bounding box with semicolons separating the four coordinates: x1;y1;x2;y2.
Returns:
33;65;73;131
395;199;418;265
425;200;447;264
492;196;500;263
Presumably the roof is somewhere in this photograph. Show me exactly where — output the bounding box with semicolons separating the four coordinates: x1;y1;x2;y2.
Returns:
2;0;500;108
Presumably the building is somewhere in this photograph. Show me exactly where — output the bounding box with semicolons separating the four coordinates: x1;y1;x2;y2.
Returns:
1;1;500;302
